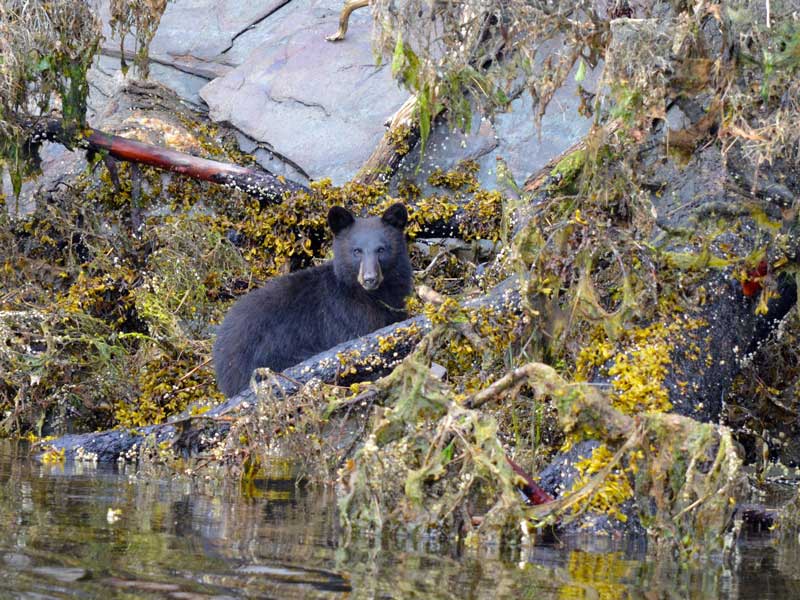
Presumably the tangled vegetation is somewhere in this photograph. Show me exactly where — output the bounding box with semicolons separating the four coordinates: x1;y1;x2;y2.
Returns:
109;0;171;77
0;86;509;435
2;0;800;563
0;0;101;196
224;0;800;558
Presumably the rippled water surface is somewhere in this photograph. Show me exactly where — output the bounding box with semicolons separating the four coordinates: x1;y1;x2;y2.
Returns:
1;440;799;599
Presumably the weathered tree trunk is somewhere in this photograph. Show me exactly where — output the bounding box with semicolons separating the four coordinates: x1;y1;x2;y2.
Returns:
38;277;519;461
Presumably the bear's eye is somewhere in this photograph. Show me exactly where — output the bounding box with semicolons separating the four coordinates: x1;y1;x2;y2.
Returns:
353;248;363;256
377;246;386;255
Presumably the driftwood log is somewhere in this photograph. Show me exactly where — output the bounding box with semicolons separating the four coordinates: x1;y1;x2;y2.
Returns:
37;277;520;461
353;95;420;186
24;110;483;241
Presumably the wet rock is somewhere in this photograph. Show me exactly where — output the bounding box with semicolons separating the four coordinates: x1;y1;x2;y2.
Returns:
3;553;32;569
391;117;500;196
105;577;181;592
643;144;799;424
2;143;88;218
92;1;292;109
236;563;351;592
96;1;290;66
537;440;600;498
475;77;596;189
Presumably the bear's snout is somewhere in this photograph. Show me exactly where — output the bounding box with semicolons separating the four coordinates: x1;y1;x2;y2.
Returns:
358;256;383;291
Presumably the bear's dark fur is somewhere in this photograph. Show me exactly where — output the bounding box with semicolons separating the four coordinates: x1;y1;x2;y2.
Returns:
213;203;412;397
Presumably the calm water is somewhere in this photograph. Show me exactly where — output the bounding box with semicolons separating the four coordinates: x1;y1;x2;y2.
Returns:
1;440;799;599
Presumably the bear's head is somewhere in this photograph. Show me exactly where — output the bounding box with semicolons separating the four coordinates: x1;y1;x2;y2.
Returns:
328;203;409;292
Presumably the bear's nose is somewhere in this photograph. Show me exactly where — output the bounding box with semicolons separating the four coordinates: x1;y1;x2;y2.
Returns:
358;259;383;291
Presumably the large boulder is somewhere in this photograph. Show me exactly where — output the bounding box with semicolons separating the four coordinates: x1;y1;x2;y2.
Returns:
87;0;598;188
199;0;409;185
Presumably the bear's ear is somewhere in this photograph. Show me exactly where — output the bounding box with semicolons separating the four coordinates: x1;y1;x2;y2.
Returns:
381;203;408;230
328;206;355;235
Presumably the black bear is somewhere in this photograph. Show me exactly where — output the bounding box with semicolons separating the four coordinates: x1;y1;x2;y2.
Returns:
213;203;412;397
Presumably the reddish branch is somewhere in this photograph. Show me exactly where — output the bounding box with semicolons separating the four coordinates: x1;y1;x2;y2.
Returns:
506;456;554;505
25;116;482;240
30;117;308;204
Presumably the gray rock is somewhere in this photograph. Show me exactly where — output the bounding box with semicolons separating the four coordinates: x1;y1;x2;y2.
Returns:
3;553;32;569
537;440;600;498
392;116;499;196
148;61;211;108
86;55;122;121
85;0;598;188
478;60;600;189
477;77;595;188
92;1;292;108
2;143;87;218
87;53;211;116
31;566;90;582
199;0;409;184
96;1;290;64
396;63;599;192
537;439;646;542
233;131;310;185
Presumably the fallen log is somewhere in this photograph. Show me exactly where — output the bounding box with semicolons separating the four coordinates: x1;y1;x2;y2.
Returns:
353;95;420;186
37;277;520;462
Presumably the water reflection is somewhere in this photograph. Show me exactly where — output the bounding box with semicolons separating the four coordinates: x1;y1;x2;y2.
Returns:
0;440;798;599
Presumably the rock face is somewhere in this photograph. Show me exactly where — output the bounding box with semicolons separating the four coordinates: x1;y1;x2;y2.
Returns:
198;0;409;185
393;72;597;193
88;0;594;188
1;143;87;217
96;2;291;72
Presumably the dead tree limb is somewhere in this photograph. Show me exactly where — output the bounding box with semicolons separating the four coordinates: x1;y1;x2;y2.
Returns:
325;0;370;42
46;115;508;239
28;117;308;204
23;114;489;241
353;95;420;186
